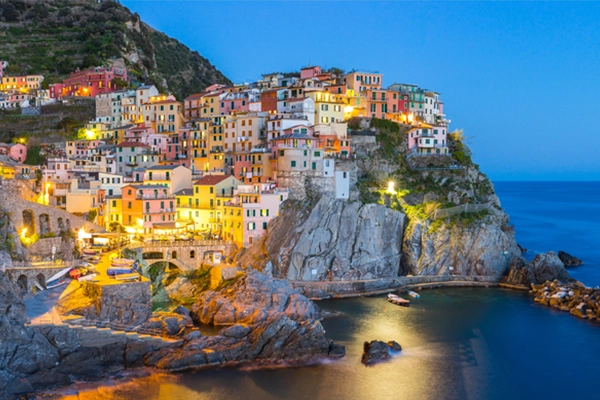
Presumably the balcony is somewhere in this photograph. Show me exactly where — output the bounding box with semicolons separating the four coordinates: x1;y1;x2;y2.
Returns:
136;194;176;200
144;208;176;214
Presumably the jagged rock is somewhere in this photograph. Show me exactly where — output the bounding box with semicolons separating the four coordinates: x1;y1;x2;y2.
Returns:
504;252;570;286
139;311;192;337
518;244;528;253
558;251;584;267
189;269;320;326
402;210;521;278
361;340;401;365
239;197;406;282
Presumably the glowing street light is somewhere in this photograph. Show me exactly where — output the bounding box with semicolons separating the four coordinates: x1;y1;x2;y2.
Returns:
387;181;395;194
85;130;95;139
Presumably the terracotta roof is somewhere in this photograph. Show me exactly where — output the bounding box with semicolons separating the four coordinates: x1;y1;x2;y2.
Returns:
185;93;206;101
194;175;233;186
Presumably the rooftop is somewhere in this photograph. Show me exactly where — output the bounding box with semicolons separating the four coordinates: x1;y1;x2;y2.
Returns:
194;174;233;186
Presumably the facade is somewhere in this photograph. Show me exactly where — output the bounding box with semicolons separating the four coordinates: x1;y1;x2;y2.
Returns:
60;61;128;98
407;124;449;155
344;71;383;93
222;183;288;246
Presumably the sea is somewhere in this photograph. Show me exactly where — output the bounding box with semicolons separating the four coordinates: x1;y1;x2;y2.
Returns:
57;181;600;400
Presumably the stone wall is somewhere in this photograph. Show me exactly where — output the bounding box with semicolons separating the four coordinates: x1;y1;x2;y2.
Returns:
277;159;356;200
57;280;153;326
0;189;102;236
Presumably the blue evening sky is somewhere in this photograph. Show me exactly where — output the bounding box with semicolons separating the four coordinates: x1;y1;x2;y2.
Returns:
122;1;600;181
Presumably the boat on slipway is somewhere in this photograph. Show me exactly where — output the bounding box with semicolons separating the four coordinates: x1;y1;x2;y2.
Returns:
46;267;72;283
107;266;134;277
46;279;66;289
388;293;410;307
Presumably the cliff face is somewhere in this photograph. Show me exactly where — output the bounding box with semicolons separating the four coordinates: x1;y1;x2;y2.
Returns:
0;0;230;98
242;198;405;282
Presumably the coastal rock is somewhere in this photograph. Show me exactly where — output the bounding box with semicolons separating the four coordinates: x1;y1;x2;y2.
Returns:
518;244;528;253
530;280;600;321
139;311;193;337
504;252;571;286
361;340;401;365
558;251;584;267
238;197;406;282
189;269;320;326
402;214;520;278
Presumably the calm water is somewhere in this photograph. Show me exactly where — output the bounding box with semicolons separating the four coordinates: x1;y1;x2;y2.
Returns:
60;182;600;400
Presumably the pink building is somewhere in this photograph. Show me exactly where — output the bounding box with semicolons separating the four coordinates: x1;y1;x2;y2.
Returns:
121;184;176;233
0;143;27;163
300;65;322;80
407;124;449;155
61;63;128;98
49;83;63;99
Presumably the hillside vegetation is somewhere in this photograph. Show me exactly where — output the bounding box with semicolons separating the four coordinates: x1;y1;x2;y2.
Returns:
0;0;230;99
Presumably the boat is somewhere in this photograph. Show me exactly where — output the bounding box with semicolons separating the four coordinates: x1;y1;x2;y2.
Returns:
78;273;97;282
34;281;45;291
46;267;72;283
46;279;66;289
408;290;420;299
115;273;139;281
82;249;99;256
107;266;133;277
110;258;134;267
387;293;410;307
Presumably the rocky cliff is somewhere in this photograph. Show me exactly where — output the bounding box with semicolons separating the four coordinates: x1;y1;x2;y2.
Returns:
238;121;521;293
0;266;342;398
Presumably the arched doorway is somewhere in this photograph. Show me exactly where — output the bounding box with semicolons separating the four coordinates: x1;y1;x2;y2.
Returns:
36;273;46;289
39;214;51;236
16;274;28;293
22;210;35;235
57;217;65;231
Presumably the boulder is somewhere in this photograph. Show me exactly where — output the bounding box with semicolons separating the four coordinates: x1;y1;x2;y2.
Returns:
189;269;320;326
361;340;401;365
558;251;584;267
139;311;193;337
504;252;571;286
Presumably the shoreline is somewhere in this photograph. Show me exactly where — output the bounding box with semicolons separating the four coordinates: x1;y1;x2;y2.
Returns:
289;275;509;300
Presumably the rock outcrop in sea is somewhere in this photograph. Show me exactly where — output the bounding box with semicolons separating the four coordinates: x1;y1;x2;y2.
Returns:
558;250;584;267
503;251;571;286
361;340;402;365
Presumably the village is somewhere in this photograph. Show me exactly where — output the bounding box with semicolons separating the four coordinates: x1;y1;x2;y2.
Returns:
0;59;451;250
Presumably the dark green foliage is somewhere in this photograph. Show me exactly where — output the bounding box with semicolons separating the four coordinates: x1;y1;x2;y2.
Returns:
24;145;45;166
1;0;230;99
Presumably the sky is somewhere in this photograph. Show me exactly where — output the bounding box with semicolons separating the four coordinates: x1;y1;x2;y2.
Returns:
122;1;600;181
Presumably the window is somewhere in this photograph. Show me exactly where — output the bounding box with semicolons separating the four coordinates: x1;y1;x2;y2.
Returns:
248;222;256;231
263;222;268;230
210;187;214;194
261;209;269;217
312;162;316;170
291;160;296;167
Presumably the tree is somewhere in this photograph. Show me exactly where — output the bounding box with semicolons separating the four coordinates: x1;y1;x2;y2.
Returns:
57;117;80;134
111;78;128;90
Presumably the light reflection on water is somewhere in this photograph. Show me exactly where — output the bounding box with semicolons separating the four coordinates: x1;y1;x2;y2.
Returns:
53;289;532;400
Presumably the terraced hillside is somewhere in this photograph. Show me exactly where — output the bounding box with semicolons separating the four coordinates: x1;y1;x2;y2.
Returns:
0;0;230;99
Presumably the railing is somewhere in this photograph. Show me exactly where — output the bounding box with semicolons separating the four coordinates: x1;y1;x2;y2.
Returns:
433;202;492;220
10;260;76;269
133;240;234;248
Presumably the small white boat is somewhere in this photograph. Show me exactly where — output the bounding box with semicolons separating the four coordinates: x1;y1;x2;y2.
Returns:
115;273;139;281
387;293;410;307
408;290;420;299
46;267;72;283
46;279;66;289
35;281;45;291
78;273;97;282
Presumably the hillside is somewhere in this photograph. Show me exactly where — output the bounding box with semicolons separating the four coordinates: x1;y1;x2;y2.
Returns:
0;0;231;99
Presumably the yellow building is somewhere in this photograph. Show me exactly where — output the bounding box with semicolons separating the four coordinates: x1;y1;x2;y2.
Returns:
105;197;123;230
187;118;225;173
305;91;345;124
176;175;241;231
200;93;222;118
